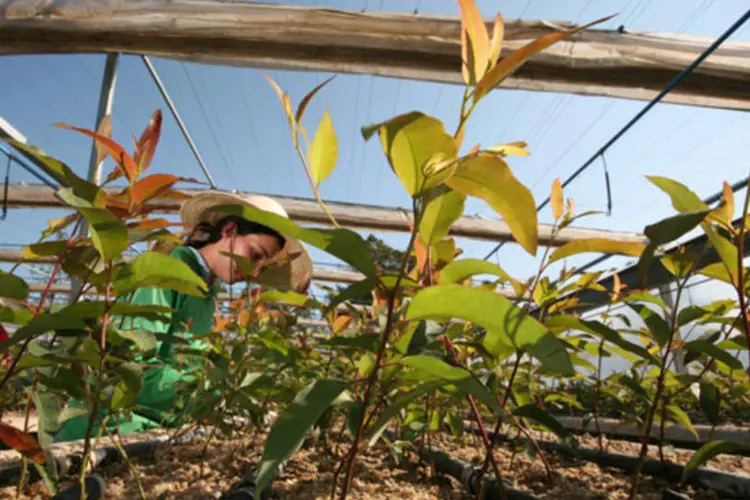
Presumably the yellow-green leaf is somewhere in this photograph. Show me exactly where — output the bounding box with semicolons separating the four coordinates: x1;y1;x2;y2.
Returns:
377;112;457;196
308;107;338;185
438;258;510;285
711;182;734;226
419;187;465;245
488;13;505;67
551;178;564;221
264;73;294;128
549;238;646;264
487;141;530;157
474;15;612;99
406;285;573;375
458;0;490;84
666;405;698;441
447;154;538;255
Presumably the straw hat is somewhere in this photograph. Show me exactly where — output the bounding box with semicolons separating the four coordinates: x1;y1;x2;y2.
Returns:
180;191;313;293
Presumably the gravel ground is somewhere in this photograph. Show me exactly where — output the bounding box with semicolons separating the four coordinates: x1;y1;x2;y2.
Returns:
1;424;749;499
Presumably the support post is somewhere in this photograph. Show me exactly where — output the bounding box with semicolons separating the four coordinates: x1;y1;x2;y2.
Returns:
70;52;120;304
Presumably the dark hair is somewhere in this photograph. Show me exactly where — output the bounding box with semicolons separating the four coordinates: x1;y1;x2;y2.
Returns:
186;215;286;250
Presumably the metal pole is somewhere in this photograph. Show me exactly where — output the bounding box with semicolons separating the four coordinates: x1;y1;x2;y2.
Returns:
70;52;120;304
141;55;218;189
86;53;120;185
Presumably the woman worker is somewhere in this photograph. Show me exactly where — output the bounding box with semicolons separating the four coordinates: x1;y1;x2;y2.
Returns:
56;192;313;441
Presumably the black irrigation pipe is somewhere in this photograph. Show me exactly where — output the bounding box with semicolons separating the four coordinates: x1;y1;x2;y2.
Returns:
0;428;208;492
463;425;750;499
417;445;539;500
483;6;750;263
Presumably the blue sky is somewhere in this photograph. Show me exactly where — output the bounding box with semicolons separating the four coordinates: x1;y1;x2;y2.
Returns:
2;0;750;294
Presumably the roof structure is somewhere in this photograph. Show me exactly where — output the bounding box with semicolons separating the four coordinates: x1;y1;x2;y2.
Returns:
0;0;749;302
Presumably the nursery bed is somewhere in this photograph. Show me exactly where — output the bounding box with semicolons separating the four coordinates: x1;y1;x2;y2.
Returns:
3;425;750;499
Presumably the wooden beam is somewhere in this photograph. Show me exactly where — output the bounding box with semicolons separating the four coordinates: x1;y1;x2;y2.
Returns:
1;184;648;247
1;1;750;110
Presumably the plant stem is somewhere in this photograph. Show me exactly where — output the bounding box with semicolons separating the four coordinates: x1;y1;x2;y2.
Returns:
736;179;750;372
594;338;605;454
441;336;508;500
104;424;147;500
80;264;113;500
338;199;421;499
629;279;686;500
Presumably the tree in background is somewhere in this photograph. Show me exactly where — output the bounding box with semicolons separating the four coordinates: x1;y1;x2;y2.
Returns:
325;234;413;304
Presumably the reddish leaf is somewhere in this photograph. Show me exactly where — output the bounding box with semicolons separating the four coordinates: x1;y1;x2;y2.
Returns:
55;123;138;181
474;15;613;99
0;423;46;464
0;324;9;360
135;110;163;175
130;174;185;205
332;315;354;334
127;218;183;231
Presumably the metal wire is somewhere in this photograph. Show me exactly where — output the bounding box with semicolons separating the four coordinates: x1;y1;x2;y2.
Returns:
483;6;750;262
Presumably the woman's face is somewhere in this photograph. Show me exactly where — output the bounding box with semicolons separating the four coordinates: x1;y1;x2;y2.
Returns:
203;222;284;284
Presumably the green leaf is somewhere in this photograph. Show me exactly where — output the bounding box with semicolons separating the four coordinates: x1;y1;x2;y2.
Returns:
684;340;743;370
374;112;458;196
308;107;338;185
111;362;143;409
406;285;573;376
638;210;711;280
699;382;720;425
113;252;208;297
33;392;61;449
357;353;375;378
513;404;570;440
324;277;378;315
447;154;537;255
548;238;645;264
445;410;463;439
0;271;29;301
545;316;655;363
256;379;348;491
212;204;377;277
39;368;87;400
419;187;465;245
401;355;502;413
368;380;444;447
628;304;671;346
79;208;128;261
647;176;706;213
666;405;698;440
438;258;511;285
647;176;738;280
682;441;750;482
259;290;319;308
0;313;89;351
323;334;380;353
116;329;158;356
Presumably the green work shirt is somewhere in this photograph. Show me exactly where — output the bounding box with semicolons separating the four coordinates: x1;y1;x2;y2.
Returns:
122;245;218;366
55;246;219;442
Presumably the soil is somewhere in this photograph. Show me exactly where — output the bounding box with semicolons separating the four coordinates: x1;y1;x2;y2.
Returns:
1;422;750;499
